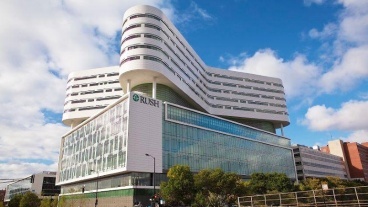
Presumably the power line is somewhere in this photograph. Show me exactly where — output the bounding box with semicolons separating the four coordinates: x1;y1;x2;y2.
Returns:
0;176;32;184
0;179;18;184
0;181;15;184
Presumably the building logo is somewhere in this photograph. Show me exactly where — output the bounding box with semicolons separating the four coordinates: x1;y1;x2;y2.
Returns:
132;93;160;108
133;94;139;102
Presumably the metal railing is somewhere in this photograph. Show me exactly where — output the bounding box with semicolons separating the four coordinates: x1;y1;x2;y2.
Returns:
238;186;368;206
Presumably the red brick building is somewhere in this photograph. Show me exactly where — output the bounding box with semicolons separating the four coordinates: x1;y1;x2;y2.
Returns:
323;140;368;181
344;142;368;181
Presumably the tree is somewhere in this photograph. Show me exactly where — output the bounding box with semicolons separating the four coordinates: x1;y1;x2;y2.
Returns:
19;191;40;207
347;179;368;187
267;172;294;193
51;197;58;207
40;198;51;207
247;172;294;194
325;176;347;189
247;173;268;194
193;192;207;207
58;196;67;207
40;196;58;207
298;177;321;191
8;194;23;207
194;169;247;206
207;192;226;207
160;165;195;206
297;177;368;191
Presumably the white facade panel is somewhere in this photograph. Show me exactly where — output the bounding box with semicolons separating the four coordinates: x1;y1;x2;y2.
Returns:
126;92;163;173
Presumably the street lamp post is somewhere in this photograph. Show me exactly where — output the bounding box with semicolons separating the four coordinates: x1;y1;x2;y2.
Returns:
90;170;99;207
145;154;156;196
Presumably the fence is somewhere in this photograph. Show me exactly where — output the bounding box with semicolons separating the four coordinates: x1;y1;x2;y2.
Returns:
237;186;368;206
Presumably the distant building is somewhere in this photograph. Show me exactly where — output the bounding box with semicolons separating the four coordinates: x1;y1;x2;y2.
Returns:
293;145;348;181
323;140;368;181
0;189;5;205
4;171;60;202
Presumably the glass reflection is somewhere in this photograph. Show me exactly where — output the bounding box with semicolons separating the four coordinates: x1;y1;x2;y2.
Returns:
59;100;128;182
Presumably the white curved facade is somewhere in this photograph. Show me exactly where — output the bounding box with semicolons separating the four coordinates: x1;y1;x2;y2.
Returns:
119;5;289;129
62;66;122;127
62;5;289;130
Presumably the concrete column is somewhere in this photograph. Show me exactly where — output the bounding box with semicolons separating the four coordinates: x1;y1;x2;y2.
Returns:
152;77;157;99
280;123;284;136
127;79;131;93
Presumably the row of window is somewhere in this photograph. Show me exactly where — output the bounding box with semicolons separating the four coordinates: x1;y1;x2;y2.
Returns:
122;14;284;91
61;172;165;194
64;105;107;113
121;55;288;115
301;161;345;172
212;73;283;88
65;96;121;105
67;72;119;83
165;104;290;146
300;147;343;160
121;30;205;85
122;24;258;103
294;152;343;165
66;88;122;98
67;80;120;90
121;28;285;99
122;31;286;108
303;169;346;177
122;41;286;99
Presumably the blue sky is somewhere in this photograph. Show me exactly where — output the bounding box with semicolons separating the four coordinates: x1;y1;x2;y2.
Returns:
0;0;367;188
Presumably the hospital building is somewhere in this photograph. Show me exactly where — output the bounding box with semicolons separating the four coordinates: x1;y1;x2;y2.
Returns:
57;5;296;206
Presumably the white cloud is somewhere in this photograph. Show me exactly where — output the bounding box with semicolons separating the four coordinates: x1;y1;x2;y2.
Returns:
219;56;225;63
229;49;321;98
0;0;175;188
339;14;368;44
227;0;368;98
0;119;69;189
309;23;338;39
62;0;173;37
336;0;368;46
0;162;59;190
337;0;368;12
0;123;69;161
173;2;214;27
304;0;327;6
306;0;368;93
343;130;368;143
302;100;368;131
190;2;213;20
358;91;368;100
320;45;368;92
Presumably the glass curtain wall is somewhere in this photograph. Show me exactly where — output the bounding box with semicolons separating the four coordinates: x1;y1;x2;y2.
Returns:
163;103;296;178
59;99;129;182
5;177;32;201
